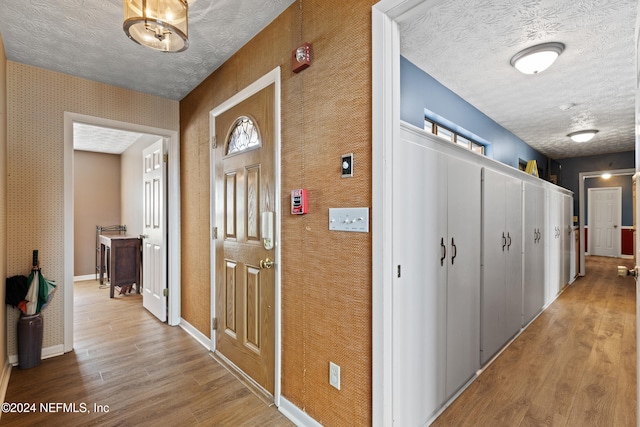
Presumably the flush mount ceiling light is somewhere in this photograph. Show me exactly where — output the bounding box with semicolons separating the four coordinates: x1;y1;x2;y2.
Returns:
510;42;565;74
567;129;599;143
601;173;612;179
123;0;189;53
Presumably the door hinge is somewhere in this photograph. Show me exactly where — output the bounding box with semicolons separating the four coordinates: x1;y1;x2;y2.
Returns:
211;135;217;149
163;288;168;297
163;154;168;163
212;227;218;239
212;317;218;330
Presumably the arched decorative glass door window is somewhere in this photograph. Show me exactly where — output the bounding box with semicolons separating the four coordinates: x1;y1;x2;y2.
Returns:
226;116;261;155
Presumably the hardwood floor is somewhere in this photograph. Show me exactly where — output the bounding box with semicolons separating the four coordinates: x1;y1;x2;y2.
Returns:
2;280;293;426
433;256;637;426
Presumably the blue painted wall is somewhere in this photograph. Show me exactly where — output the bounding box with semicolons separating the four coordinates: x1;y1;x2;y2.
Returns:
400;56;553;174
557;152;635;226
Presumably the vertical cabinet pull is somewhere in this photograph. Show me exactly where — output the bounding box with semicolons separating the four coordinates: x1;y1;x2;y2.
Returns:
451;237;457;265
502;232;506;251
440;237;446;266
507;232;512;250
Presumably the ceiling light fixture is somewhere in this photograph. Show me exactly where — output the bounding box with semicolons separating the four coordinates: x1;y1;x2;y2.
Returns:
510;42;565;74
123;0;189;53
601;173;612;179
567;129;599;143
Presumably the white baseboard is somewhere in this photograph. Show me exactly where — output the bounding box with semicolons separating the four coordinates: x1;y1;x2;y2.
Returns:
8;344;65;366
74;274;96;282
621;254;634;259
279;396;323;427
179;318;212;350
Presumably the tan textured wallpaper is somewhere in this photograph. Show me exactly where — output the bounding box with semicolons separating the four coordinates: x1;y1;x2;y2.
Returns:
6;62;178;357
73;151;121;276
0;34;9;373
180;1;374;425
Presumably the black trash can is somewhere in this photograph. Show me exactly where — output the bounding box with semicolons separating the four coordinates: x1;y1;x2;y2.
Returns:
17;313;43;369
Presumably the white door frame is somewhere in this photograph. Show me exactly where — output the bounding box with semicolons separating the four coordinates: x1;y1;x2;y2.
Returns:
587;186;622;257
63;112;181;352
208;67;282;405
577;169;634;275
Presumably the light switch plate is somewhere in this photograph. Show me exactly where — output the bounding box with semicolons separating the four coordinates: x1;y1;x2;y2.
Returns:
329;207;369;232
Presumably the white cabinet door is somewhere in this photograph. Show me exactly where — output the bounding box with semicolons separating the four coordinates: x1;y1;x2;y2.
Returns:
504;176;523;338
523;182;545;324
445;154;481;398
545;189;563;304
480;169;522;365
480;168;508;364
392;135;447;425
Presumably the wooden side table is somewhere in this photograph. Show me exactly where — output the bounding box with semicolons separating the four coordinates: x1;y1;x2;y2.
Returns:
99;235;141;298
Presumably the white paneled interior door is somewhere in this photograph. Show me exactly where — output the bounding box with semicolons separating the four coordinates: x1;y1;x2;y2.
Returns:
588;187;621;258
142;139;167;322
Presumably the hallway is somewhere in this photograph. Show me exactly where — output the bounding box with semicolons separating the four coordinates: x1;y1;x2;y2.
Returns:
2;280;292;426
434;256;637;426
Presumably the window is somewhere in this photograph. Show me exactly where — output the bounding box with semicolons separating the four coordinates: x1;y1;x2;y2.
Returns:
423;118;486;156
227;116;261;155
435;126;454;142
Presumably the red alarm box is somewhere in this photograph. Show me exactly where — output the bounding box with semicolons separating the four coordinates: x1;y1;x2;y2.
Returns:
291;189;308;214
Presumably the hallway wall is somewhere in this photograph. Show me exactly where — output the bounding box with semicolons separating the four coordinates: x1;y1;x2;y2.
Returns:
179;1;375;425
6;62;178;358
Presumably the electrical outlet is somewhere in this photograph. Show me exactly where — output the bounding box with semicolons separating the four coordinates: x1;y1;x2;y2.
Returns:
329;362;341;390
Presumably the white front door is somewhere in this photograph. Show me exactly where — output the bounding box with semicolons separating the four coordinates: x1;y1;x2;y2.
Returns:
142;139;167;321
589;187;621;258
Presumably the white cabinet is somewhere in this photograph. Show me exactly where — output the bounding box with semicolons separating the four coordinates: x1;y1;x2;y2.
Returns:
546;189;564;303
389;123;575;426
480;168;523;365
523;182;546;325
391;129;480;425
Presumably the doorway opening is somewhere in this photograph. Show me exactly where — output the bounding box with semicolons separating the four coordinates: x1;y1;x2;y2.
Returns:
63;112;181;353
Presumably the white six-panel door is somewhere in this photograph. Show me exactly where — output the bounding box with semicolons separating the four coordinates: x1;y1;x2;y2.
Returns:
588;187;621;258
142;139;167;322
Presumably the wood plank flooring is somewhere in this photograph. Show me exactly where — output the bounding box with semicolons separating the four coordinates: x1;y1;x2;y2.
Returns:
2;280;293;426
433;256;637;426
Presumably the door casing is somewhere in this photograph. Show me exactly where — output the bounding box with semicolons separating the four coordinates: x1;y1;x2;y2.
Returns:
63;112;181;353
209;67;282;405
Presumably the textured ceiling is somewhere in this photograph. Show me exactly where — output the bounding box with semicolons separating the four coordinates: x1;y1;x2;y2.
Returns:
0;0;295;152
0;0;295;101
400;0;637;159
73;123;146;154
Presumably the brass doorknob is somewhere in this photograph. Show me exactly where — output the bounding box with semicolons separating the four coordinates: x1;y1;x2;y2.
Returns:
260;258;274;269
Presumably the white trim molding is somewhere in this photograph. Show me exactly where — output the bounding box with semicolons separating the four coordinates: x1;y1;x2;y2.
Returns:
180;317;212;350
278;397;323;427
64;112;181;354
